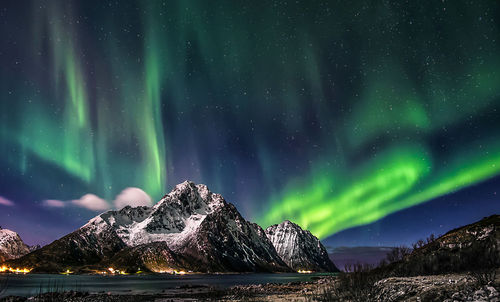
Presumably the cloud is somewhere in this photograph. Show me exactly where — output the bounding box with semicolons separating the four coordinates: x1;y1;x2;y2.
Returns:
42;188;150;212
43;199;66;208
114;187;152;210
71;194;110;211
72;194;110;211
43;194;110;211
0;196;14;206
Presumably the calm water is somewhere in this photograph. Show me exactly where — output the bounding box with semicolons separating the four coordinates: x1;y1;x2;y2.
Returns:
0;273;336;297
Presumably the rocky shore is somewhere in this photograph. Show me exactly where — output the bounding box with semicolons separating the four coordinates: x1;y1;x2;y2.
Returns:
0;276;333;302
373;274;500;302
1;272;498;302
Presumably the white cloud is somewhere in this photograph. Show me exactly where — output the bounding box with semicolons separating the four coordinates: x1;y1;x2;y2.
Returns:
42;188;150;212
0;196;14;206
114;187;152;210
43;199;66;208
72;194;110;211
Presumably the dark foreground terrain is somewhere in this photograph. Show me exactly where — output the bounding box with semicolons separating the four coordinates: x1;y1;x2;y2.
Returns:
1;215;499;301
0;271;499;301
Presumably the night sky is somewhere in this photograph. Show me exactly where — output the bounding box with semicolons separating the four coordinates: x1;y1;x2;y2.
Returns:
0;1;499;248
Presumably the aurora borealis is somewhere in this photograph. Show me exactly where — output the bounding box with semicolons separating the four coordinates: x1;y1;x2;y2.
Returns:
0;0;499;246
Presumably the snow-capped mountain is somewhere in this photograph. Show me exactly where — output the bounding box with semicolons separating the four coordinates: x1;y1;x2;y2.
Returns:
4;218;127;272
0;228;30;262
8;181;290;273
84;181;226;248
106;181;290;272
28;245;41;252
265;220;339;272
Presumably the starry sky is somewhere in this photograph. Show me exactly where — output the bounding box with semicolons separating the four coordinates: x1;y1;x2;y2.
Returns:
0;0;499;248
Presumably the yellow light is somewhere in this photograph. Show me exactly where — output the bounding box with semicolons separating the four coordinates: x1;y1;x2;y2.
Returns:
61;269;73;275
0;266;32;274
297;270;313;274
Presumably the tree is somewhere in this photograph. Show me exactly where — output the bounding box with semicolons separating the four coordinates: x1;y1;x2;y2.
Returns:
385;245;411;263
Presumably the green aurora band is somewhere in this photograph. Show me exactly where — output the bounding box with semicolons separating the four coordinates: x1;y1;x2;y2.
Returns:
259;141;500;239
0;1;499;240
4;2;169;200
255;2;500;238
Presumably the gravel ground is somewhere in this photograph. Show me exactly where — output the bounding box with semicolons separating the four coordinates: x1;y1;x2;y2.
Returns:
0;272;498;302
373;274;499;302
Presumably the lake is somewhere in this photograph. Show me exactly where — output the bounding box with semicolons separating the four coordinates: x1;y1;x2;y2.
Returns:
0;273;336;297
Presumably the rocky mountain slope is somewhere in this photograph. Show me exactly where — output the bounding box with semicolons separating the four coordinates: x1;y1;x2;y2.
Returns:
5;219;127;272
0;228;30;262
5;181;291;273
265;220;339;272
106;182;290;272
383;215;500;276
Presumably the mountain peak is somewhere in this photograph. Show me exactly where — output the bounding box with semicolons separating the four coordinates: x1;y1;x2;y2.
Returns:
170;180;209;195
0;228;30;262
0;228;18;238
265;220;339;272
268;220;314;237
279;220;301;229
153;181;223;217
173;180;197;192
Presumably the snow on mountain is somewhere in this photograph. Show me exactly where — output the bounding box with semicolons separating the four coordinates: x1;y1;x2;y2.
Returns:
0;228;30;262
265;220;339;272
104;181;290;272
83;181;225;248
164;200;290;272
8;181;290;273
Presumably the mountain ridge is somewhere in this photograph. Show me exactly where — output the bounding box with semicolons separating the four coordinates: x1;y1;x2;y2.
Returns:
379;215;500;276
0;228;30;262
3;181;334;273
266;220;339;272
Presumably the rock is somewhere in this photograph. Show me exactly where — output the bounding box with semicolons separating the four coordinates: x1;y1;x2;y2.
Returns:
265;220;339;272
0;229;30;262
473;289;487;300
452;291;465;300
486;286;499;298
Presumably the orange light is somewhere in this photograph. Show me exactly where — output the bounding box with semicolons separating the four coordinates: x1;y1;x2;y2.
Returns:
0;265;32;274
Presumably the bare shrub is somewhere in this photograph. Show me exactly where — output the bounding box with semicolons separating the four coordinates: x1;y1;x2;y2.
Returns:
385;245;411;263
470;268;497;286
306;263;381;301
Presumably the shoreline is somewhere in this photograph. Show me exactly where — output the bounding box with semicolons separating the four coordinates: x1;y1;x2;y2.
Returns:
0;271;337;276
0;278;336;302
0;272;336;301
1;271;499;302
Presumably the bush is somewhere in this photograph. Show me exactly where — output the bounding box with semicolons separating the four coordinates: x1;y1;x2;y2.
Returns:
385;245;411;263
470;268;497;286
307;263;382;301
